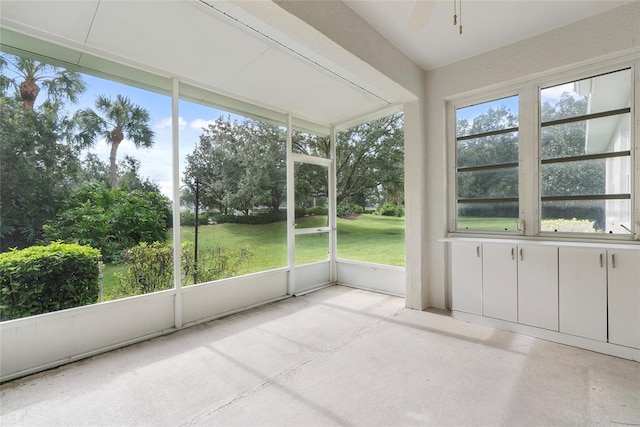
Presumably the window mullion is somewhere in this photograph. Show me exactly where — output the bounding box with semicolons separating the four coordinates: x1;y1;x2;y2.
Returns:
519;85;538;236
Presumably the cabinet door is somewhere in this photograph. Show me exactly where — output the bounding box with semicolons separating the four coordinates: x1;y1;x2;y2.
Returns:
482;243;518;322
451;242;483;315
608;249;640;349
559;247;607;341
518;245;558;331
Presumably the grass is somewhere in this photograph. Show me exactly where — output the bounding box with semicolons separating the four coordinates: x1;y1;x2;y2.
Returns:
176;220;289;275
100;263;126;302
337;214;405;266
101;214;406;300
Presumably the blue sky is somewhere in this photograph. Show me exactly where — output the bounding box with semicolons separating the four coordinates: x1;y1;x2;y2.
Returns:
456;95;518;125
77;74;242;198
6;53;575;200
456;85;575;127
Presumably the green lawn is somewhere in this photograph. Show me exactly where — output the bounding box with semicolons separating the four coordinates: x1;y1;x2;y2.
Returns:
176;220;289;275
102;214;406;300
337;214;405;266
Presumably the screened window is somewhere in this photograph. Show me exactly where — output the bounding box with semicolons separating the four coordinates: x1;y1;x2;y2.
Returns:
540;68;632;234
455;96;519;231
180;103;288;283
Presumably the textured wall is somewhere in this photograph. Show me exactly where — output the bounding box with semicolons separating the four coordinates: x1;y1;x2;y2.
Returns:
424;2;640;309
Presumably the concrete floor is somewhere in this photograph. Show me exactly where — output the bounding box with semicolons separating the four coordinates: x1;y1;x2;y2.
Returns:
1;285;638;426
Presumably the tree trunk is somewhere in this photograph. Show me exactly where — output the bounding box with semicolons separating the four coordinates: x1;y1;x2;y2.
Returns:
109;128;124;188
19;77;40;111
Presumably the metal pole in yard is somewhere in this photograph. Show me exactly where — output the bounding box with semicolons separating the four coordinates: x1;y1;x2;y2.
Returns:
194;179;200;284
98;257;103;303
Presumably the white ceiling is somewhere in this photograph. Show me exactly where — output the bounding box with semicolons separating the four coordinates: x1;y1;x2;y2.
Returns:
344;0;633;71
0;0;632;129
0;0;406;130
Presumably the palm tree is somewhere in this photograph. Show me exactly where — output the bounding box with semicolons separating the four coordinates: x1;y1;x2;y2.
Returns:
0;54;85;110
74;94;155;188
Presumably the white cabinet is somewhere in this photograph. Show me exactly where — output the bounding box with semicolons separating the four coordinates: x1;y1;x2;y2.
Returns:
451;242;482;315
607;249;640;349
451;240;639;352
482;243;558;327
517;245;558;331
559;247;640;346
482;243;518;322
559;247;607;341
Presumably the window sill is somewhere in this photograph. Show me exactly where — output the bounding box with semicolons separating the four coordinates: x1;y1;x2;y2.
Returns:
441;234;640;250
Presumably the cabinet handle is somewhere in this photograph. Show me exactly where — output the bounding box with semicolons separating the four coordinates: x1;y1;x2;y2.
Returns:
519;248;523;261
599;253;603;268
476;246;480;258
511;247;515;260
611;254;616;269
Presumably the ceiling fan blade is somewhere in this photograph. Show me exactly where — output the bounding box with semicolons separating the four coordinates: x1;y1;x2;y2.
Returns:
407;0;436;31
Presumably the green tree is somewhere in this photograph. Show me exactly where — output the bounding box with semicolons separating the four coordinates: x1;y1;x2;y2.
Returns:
42;183;171;262
81;153;160;193
116;155;161;193
184;114;404;216
0;54;85;111
336;113;404;207
183;117;286;215
456;105;519;207
455;93;604;223
81;152;110;187
540;92;603;197
539;92;605;227
0;87;83;251
294;113;405;208
1;53;86;251
74;94;155;189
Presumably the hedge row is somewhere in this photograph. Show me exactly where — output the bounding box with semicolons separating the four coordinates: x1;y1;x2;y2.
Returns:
0;242;100;321
180;207;333;226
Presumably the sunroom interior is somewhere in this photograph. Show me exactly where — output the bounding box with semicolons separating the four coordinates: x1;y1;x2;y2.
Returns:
0;0;639;408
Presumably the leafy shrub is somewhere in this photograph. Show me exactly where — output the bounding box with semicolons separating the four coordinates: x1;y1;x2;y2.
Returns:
42;183;171;262
113;242;177;296
180;212;210;226
187;246;251;285
213;211;287;225
0;242;100;321
336;202;364;218
113;241;251;298
377;203;404;217
305;206;328;216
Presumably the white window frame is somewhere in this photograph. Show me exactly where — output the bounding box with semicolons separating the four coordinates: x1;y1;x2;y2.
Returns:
536;66;636;239
448;90;524;236
447;57;639;242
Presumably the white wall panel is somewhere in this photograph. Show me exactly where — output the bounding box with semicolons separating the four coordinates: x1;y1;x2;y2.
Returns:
1;291;175;382
181;269;288;326
336;260;405;296
295;261;331;294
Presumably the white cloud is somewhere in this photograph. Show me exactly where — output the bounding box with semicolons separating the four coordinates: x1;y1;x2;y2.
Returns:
541;82;578;104
156;116;187;130
190;118;217;130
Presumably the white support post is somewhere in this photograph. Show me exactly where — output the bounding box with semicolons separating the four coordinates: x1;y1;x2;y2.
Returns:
329;126;337;282
172;78;183;329
286;114;296;295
